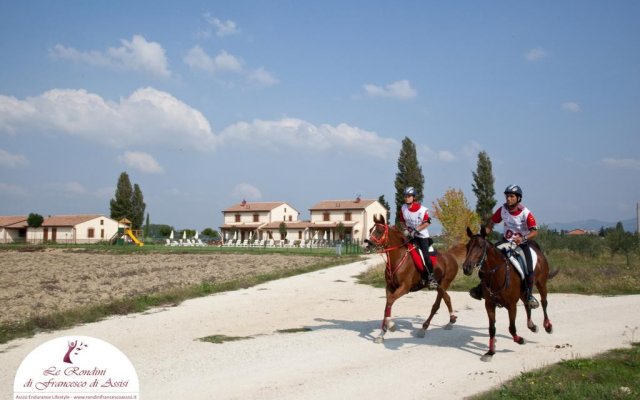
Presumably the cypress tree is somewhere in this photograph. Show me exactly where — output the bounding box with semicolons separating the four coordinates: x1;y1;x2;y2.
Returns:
110;172;133;222
131;183;146;229
393;137;425;225
472;151;496;223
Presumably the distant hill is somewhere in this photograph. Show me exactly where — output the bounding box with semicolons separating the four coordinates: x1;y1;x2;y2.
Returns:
544;218;637;233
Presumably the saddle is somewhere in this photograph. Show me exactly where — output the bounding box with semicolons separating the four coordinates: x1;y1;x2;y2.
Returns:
496;242;537;280
407;242;437;273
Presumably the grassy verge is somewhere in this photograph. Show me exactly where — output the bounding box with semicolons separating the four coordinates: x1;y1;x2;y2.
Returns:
358;250;640;295
0;254;360;344
471;342;640;400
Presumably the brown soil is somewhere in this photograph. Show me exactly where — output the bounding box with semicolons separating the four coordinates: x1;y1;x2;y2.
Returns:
0;249;322;325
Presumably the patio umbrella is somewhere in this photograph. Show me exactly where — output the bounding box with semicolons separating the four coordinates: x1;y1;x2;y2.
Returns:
233;231;237;240
182;231;187;240
169;230;174;240
323;231;327;240
249;231;253;240
195;231;199;239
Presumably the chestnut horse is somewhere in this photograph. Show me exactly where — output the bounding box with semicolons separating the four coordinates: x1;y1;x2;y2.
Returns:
367;214;460;344
462;227;558;361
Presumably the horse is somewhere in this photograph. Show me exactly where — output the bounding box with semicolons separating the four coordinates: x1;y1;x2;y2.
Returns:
367;214;460;344
462;226;558;361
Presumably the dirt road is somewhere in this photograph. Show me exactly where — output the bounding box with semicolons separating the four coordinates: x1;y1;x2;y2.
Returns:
2;255;639;399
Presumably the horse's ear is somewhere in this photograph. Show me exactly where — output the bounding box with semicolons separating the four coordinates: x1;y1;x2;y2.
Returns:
466;227;473;238
373;214;380;223
480;226;488;238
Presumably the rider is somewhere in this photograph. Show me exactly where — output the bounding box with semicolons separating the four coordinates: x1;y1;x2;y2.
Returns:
399;186;438;290
469;184;539;308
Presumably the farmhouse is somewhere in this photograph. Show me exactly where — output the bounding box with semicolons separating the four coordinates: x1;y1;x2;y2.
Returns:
0;214;121;244
219;197;387;244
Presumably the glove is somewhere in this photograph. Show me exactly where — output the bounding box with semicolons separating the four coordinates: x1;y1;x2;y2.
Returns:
404;228;416;238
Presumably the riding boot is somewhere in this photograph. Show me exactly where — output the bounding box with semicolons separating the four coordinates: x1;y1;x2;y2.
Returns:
422;255;438;290
469;283;483;300
525;275;539;309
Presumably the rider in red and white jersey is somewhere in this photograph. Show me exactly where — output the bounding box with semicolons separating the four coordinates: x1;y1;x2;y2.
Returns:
469;184;540;308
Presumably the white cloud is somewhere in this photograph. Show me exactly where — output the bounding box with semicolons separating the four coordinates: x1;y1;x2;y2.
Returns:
0;88;221;152
0;148;28;168
601;158;640;170
231;183;262;200
419;144;457;163
248;67;279;86
119;151;164;174
203;13;239;37
363;80;417;99
561;102;581;112
525;47;547;62
0;183;27;197
184;46;243;74
221;118;398;158
51;35;171;78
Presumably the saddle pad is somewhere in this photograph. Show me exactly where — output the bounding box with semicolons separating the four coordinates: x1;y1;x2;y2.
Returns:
496;242;538;280
407;243;437;272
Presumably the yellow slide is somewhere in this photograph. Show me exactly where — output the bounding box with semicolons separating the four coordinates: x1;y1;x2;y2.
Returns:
125;228;144;246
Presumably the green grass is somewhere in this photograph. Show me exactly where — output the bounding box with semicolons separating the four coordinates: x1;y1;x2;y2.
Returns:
276;327;312;333
0;253;360;344
471;342;640;400
358;250;640;295
197;334;253;344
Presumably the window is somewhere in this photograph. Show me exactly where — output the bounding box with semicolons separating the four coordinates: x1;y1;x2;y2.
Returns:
100;219;104;225
344;212;352;221
101;229;104;239
323;212;330;221
88;228;95;238
235;214;241;222
288;215;292;221
253;214;259;222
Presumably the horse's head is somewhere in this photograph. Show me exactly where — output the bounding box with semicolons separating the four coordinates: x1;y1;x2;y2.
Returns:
462;226;489;276
366;214;389;249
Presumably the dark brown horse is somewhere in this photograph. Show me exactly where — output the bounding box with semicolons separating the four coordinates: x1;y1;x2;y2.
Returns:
462;227;558;361
367;214;460;343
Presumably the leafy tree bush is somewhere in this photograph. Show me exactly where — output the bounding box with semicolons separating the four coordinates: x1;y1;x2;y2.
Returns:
432;188;480;248
27;213;44;228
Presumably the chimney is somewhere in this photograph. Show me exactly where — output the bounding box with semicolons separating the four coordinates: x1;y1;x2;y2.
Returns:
355;194;361;203
241;199;247;207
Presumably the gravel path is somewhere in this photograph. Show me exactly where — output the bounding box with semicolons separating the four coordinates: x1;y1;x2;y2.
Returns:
2;255;639;399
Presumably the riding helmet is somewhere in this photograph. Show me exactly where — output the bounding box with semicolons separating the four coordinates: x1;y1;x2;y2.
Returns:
504;184;523;200
404;187;417;197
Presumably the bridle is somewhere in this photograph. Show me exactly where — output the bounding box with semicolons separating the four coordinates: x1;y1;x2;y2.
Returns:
469;235;511;303
368;223;413;280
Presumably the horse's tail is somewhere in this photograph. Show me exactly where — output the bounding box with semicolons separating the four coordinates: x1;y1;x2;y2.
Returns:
548;268;560;280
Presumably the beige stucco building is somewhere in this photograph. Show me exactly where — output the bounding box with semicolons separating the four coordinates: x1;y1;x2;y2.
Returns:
220;197;387;244
1;214;121;244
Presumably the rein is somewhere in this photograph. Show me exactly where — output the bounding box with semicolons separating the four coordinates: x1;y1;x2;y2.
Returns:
475;237;511;303
369;223;412;279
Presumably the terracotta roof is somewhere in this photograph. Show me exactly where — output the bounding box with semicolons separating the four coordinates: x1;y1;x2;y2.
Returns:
219;223;265;229
308;221;358;228
309;199;377;210
223;202;289;212
0;215;28;228
42;214;105;227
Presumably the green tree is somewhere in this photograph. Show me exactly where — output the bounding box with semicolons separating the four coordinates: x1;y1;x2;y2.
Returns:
110;172;133;221
143;213;150;238
394;137;425;225
605;222;639;267
472;151;496;223
130;184;146;229
432;188;480;248
27;213;44;228
378;195;391;221
278;222;287;240
202;228;220;239
336;221;345;240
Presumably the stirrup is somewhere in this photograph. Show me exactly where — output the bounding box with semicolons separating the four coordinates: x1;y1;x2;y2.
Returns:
526;295;540;309
427;276;439;290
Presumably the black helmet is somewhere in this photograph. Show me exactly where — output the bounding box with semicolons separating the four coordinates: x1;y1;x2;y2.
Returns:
504;184;523;200
404;187;417;197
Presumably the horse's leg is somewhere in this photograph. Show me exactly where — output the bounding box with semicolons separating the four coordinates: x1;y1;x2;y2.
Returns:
521;291;538;333
508;302;525;345
481;302;497;362
418;288;444;337
538;280;553;333
375;286;408;343
442;289;457;325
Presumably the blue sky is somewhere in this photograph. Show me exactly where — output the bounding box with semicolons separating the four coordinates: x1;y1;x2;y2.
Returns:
1;1;639;233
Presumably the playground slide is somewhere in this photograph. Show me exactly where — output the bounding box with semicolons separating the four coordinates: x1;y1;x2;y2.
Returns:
125;229;144;246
